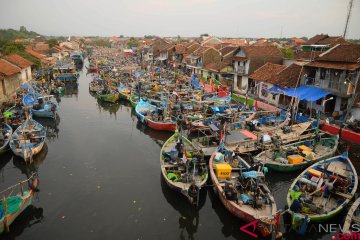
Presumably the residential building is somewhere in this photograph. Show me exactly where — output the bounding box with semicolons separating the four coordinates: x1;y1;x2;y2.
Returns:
2;54;33;83
0;59;21;101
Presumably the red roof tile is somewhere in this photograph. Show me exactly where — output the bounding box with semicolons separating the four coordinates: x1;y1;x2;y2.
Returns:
316;44;360;63
3;54;33;69
0;59;21;76
243;46;282;58
273;63;305;88
306;61;360;71
203;61;232;72
249;63;285;82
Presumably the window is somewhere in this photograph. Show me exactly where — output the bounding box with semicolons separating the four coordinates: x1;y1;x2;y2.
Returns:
25;69;29;80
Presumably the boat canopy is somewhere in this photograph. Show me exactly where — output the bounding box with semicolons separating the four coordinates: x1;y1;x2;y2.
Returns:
267;86;330;102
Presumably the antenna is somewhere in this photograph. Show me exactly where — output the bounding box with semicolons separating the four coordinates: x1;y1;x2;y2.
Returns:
343;0;354;38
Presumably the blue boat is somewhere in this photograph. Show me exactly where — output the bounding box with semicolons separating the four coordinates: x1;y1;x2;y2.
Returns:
23;94;59;119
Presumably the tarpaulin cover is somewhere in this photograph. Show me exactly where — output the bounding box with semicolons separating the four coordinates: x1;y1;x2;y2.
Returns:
191;74;201;89
268;86;329;102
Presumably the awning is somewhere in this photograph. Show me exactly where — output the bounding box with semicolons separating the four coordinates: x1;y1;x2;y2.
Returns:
267;85;330;102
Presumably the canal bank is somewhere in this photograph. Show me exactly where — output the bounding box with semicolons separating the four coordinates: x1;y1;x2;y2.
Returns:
0;59;354;240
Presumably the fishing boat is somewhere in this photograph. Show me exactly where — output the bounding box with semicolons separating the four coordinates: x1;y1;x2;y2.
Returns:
0;173;39;234
53;63;79;82
286;154;358;234
129;93;140;108
96;90;119;103
343;197;360;234
27;95;59;119
254;135;339;172
0;124;13;155
70;52;84;69
135;100;176;131
9;116;46;163
209;143;281;238
160;130;208;205
118;83;131;100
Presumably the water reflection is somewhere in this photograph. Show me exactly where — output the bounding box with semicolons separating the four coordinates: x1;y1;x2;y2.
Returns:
34;117;60;142
63;82;79;97
1;205;44;240
160;176;206;240
12;144;48;176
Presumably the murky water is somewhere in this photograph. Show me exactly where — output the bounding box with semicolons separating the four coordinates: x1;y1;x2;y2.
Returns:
0;59;357;240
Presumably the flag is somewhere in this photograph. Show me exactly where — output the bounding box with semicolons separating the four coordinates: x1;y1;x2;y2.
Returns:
182;149;188;164
219;130;223;141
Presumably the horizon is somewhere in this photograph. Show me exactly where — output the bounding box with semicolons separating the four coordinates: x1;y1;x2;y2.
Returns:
0;0;359;39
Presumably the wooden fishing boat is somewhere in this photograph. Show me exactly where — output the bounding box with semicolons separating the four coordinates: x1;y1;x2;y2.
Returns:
118;84;131;100
0;174;39;234
209;144;281;238
254;135;339;172
30;95;59;119
9;117;46;163
135;100;176;131
129;94;139;108
343;197;360;234
286;154;358;234
160;131;208;205
0;124;13;155
192;121;315;157
96;90;119;103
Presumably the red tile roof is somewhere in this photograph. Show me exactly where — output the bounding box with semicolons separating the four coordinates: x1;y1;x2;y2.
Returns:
193;46;210;56
222;38;247;46
249;63;286;82
316;44;360;63
220;46;238;57
0;59;21;76
304;34;348;46
3;54;33;69
295;51;322;61
306;61;360;71
292;38;306;44
243;46;282;58
273;63;305;88
175;44;187;54
203;61;232;72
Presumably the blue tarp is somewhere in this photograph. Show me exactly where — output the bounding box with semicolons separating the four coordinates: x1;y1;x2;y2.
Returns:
191;74;201;89
268;86;329;102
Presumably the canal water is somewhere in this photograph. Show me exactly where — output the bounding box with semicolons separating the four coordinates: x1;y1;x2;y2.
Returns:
0;59;354;240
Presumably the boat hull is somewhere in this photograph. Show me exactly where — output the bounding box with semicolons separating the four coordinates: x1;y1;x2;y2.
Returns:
146;120;176;132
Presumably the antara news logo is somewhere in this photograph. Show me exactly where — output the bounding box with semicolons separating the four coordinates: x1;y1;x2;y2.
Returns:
239;221;360;239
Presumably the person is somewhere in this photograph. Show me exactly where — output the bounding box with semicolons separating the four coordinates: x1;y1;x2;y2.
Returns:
176;139;184;159
225;183;238;204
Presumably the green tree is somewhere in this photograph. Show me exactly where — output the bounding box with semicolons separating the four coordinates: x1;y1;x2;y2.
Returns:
2;42;25;55
127;37;139;48
47;39;59;48
280;47;294;59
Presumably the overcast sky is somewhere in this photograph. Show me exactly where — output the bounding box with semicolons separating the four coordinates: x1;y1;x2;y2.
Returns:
0;0;359;39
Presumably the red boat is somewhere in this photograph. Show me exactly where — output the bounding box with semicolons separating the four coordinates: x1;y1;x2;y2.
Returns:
321;123;360;145
146;119;176;131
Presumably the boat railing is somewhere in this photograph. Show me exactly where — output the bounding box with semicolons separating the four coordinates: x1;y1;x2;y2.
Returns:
0;172;37;197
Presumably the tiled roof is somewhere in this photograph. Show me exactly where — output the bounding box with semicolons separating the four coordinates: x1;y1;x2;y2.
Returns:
292;38;306;44
0;59;21;76
231;56;247;62
317;44;360;63
249;63;286;82
273;63;305;88
304;34;329;45
222;38;247;46
175;44;187;54
220;46;238;57
193;46;210;57
243;46;282;58
304;34;348;46
295;51;322;61
306;61;360;71
3;54;33;69
203;61;232;72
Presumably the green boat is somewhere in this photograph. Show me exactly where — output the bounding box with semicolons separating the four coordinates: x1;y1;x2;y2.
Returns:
0;174;39;234
160;130;208;205
96;92;119;103
129;94;139;108
254;135;339;172
286;154;358;234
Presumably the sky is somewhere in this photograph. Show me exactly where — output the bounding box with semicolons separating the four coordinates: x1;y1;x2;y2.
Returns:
0;0;359;39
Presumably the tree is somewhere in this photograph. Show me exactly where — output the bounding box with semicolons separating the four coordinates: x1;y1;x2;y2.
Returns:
280;47;294;59
2;42;25;55
127;37;139;48
47;39;59;48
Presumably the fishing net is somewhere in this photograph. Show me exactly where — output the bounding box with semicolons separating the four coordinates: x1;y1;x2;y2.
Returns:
0;195;24;218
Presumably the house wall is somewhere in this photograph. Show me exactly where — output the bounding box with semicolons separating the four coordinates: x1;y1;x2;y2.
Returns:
0;74;21;101
19;66;32;83
258;82;279;105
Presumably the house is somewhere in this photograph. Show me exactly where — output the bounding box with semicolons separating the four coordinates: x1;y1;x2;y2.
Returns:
301;44;360;115
173;43;187;67
2;54;33;83
221;38;247;46
184;46;221;76
0;59;21;101
231;46;283;92
200;37;223;46
33;43;50;55
202;61;234;86
248;62;309;107
25;46;51;65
